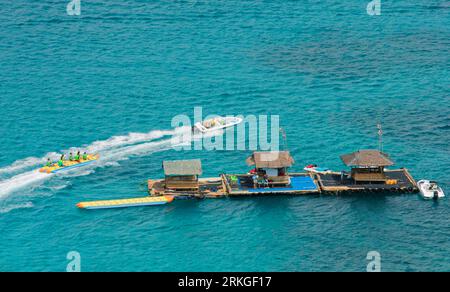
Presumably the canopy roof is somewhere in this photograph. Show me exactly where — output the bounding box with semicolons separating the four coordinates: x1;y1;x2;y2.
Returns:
246;151;294;169
163;159;202;176
340;150;394;167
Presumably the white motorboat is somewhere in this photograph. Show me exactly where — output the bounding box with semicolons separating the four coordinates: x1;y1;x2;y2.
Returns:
194;116;243;133
417;180;445;200
304;165;332;174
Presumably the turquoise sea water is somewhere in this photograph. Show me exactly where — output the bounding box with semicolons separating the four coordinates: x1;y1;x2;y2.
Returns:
0;1;449;271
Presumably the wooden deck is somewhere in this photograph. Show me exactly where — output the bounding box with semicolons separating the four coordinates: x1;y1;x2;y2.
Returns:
315;168;418;193
148;177;227;198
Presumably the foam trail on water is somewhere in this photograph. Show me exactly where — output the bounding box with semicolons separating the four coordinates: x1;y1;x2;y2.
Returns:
99;138;176;165
84;129;175;153
0;202;34;214
0;130;174;199
99;126;216;163
0;170;52;200
0;152;59;176
0;126;220;204
0;130;173;178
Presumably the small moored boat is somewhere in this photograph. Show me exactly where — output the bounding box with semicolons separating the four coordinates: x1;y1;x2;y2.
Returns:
417;180;445;200
194;116;242;133
304;164;332;174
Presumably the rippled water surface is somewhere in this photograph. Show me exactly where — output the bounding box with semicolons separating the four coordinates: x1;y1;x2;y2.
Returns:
0;1;449;271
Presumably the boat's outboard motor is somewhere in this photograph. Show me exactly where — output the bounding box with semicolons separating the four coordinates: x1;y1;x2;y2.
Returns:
433;191;439;200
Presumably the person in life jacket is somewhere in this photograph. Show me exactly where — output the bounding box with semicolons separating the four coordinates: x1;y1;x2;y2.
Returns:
58;155;65;167
82;152;88;160
69;153;74;161
45;158;53;167
74;151;81;162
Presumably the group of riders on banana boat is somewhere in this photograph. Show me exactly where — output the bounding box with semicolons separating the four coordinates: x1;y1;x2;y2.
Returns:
44;151;90;167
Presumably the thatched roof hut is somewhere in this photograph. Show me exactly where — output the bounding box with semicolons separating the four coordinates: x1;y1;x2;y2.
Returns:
246;151;294;168
246;151;295;169
340;150;394;182
163;159;202;176
162;159;202;190
340;150;394;168
245;151;293;185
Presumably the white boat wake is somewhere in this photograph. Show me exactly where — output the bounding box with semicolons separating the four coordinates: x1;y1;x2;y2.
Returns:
0;153;59;176
0;170;51;200
0;129;175;178
0;126;217;212
0;202;34;214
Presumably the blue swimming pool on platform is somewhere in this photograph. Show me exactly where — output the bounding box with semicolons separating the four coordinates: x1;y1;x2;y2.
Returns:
241;176;318;192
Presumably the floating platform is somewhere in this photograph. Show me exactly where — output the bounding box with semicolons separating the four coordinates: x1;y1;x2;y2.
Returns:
75;150;421;210
76;195;174;210
77;170;418;210
147;173;320;198
315;169;418;193
147;170;417;198
148;177;227;198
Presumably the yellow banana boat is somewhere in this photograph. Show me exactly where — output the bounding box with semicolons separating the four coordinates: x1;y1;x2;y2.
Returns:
39;154;99;174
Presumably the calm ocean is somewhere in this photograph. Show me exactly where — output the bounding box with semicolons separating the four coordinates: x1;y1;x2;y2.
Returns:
0;0;449;271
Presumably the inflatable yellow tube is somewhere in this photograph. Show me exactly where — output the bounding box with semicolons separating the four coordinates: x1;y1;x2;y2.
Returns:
77;195;174;210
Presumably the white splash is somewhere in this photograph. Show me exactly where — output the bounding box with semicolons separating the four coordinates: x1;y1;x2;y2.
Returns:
0;170;52;200
0;128;184;201
84;129;175;153
0;126;221;203
0;152;59;176
0;201;34;214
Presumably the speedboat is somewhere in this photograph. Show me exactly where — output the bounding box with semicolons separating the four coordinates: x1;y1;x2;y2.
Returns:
417;180;445;200
304;164;332;174
194;116;242;133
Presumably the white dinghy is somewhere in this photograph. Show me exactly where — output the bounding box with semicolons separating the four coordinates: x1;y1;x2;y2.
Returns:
303;164;333;174
417;180;445;200
194;116;242;133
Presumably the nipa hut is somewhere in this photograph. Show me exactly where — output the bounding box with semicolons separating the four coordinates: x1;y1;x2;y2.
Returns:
163;159;202;191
